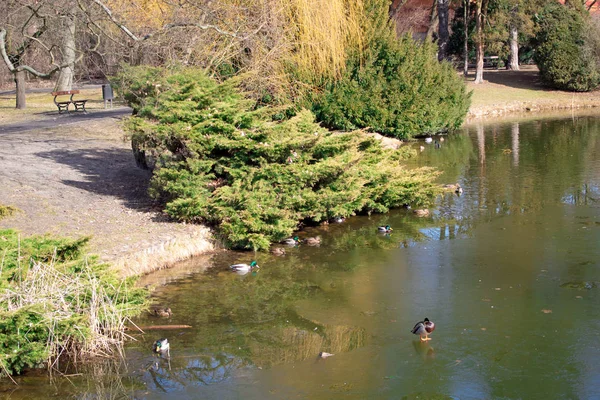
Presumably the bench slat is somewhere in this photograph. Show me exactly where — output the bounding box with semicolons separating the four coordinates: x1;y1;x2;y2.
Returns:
51;90;80;96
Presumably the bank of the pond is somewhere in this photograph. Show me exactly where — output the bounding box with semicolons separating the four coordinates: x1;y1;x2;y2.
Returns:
466;65;600;120
0;111;215;278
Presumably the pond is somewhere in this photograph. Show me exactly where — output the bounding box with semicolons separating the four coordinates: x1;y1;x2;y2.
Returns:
5;112;600;399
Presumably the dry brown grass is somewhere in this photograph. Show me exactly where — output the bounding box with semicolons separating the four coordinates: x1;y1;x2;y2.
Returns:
114;227;215;278
0;257;142;373
0;88;117;125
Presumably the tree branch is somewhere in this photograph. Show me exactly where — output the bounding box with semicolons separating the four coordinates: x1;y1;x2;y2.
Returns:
89;0;141;41
1;28;71;79
90;0;246;42
0;29;16;71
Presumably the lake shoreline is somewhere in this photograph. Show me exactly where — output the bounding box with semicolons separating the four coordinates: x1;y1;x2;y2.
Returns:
464;65;600;122
2;67;600;279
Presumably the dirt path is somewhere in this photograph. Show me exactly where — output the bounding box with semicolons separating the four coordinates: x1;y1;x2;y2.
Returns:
0;108;214;277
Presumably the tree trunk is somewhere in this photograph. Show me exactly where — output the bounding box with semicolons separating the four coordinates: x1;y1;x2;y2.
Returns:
14;70;26;109
426;0;438;39
55;13;76;91
474;0;488;84
463;0;469;76
437;0;450;61
508;25;519;70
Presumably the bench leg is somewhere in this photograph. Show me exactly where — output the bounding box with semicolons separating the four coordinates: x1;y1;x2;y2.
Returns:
57;103;70;114
73;101;88;113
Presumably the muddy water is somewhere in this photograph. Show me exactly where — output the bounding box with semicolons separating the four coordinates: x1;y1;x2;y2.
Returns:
6;113;600;399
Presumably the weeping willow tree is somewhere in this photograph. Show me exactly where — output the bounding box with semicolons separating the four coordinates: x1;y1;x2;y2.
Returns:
283;0;366;82
101;0;369;98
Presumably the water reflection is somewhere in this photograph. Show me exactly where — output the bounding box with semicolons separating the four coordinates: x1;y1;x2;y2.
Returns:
4;112;600;399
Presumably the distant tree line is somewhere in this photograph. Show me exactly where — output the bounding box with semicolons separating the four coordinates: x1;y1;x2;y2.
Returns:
419;0;600;90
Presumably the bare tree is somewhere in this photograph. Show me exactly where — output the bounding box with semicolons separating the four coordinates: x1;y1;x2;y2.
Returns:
437;0;450;60
508;23;519;70
463;0;470;76
474;0;489;84
0;2;93;107
426;0;439;39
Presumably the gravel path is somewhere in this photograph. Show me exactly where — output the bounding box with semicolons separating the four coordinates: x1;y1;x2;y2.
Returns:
0;108;214;277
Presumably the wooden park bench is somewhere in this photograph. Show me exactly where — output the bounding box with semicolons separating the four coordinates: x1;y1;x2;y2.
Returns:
483;56;500;69
51;90;88;113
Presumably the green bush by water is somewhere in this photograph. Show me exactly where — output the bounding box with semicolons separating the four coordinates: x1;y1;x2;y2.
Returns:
534;3;600;92
0;229;147;376
116;66;441;251
310;35;471;140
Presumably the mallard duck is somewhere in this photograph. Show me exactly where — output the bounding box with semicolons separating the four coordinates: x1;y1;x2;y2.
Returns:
303;236;321;246
282;236;300;246
229;260;259;273
411;317;435;342
378;225;393;233
413;209;430;217
443;183;463;195
151;307;172;318
271;247;286;256
153;338;170;354
425;137;433;144
330;216;346;224
319;351;334;358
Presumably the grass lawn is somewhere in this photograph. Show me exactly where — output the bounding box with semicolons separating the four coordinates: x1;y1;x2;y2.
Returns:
0;86;123;125
466;65;600;116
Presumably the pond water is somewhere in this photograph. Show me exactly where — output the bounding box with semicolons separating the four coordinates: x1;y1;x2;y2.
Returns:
5;113;600;399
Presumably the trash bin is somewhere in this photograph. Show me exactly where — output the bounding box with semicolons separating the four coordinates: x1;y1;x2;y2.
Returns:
102;84;114;109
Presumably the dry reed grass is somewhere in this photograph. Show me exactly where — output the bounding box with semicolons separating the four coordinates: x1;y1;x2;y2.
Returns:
0;255;144;375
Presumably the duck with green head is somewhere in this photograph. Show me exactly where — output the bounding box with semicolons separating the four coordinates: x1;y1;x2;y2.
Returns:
229;261;260;274
154;338;170;356
282;236;300;246
378;225;393;233
411;317;435;341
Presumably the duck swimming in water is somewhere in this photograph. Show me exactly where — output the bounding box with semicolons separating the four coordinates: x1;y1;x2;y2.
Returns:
413;209;430;217
378;225;393;233
282;236;300;246
271;247;286;256
411;317;435;342
151;307;172;318
229;261;259;274
443;183;463;195
303;236;321;246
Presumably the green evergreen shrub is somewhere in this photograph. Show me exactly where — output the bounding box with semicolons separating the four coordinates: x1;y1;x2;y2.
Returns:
309;35;471;140
534;3;600;92
117;66;441;251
